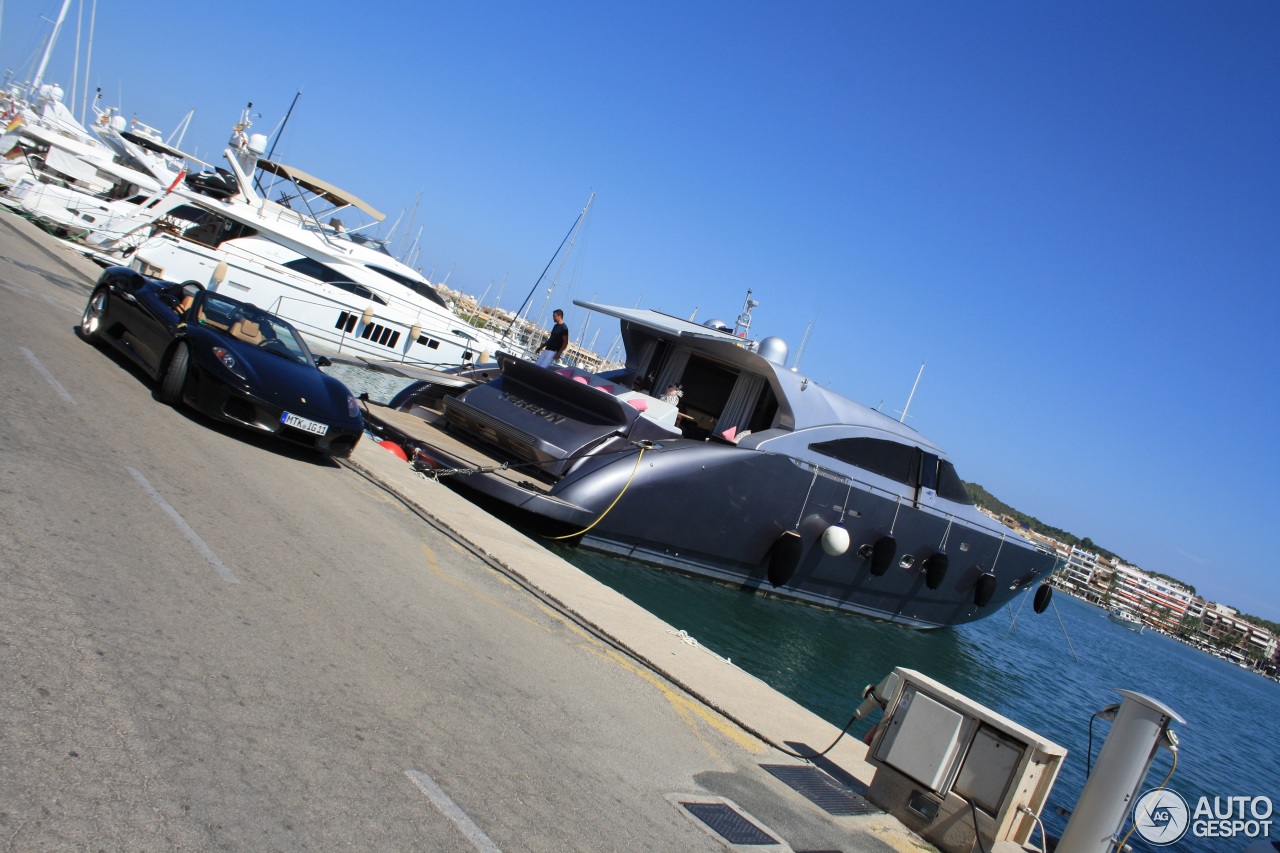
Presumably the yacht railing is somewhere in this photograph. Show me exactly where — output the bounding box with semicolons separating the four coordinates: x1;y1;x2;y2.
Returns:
792;457;1032;545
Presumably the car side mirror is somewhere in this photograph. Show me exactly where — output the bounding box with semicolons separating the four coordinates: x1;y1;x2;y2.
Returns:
315;355;332;367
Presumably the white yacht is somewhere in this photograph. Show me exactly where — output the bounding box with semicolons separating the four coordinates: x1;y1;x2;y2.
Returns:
81;116;506;368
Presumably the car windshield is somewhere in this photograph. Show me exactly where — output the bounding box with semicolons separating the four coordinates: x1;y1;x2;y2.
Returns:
197;292;314;366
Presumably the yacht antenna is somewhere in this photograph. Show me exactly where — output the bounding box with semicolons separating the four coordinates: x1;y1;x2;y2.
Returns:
898;362;926;423
732;289;759;338
791;312;817;370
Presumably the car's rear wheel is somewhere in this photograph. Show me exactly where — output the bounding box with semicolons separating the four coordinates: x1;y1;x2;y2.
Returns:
157;343;190;405
80;289;108;343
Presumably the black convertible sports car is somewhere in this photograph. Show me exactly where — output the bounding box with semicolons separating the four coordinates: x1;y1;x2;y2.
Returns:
79;266;364;457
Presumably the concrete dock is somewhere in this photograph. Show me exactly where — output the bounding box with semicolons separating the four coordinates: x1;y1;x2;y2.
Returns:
0;209;944;852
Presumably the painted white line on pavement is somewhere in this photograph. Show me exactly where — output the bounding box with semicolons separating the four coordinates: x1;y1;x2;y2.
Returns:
19;346;75;404
125;466;240;584
404;770;503;853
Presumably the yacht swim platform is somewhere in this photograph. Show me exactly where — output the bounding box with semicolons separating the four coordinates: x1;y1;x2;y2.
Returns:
362;402;555;497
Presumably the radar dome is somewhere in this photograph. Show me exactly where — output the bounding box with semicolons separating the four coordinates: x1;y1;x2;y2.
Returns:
703;319;731;333
758;336;788;365
247;133;269;155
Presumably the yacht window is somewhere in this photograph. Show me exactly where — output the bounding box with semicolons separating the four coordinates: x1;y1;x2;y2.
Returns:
282;257;388;304
365;265;450;309
809;438;975;504
936;460;973;504
811;438;916;485
161;205;259;248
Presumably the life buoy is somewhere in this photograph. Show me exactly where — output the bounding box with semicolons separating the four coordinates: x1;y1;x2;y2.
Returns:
869;535;896;576
1033;583;1053;614
768;530;803;587
973;572;997;607
923;553;949;589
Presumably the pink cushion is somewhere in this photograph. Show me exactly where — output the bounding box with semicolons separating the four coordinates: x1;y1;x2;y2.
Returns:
720;426;737;441
555;368;574;377
626;398;648;411
595;384;615;393
573;375;589;384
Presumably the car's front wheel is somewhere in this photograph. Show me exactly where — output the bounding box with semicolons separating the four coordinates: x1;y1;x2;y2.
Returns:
80;288;108;343
157;343;190;405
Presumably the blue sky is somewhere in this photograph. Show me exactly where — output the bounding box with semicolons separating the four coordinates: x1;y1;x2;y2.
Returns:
6;1;1278;618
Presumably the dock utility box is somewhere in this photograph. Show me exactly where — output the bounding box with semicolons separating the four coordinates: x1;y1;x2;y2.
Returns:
866;668;1065;853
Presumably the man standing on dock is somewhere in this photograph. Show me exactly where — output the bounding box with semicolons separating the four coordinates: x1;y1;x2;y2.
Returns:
536;309;569;367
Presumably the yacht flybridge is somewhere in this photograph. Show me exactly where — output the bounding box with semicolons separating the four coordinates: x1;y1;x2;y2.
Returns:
365;294;1059;628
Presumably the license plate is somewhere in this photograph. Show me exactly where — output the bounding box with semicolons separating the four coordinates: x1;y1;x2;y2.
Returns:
281;411;329;436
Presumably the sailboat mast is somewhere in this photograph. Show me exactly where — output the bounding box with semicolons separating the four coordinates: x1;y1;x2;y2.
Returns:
31;0;71;97
533;190;594;331
79;0;96;124
503;191;594;341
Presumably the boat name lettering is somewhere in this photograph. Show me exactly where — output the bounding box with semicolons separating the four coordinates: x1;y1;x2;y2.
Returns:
500;393;565;424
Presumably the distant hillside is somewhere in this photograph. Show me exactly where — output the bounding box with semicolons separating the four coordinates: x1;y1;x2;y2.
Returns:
964;482;1126;563
962;483;1280;636
963;482;1209;598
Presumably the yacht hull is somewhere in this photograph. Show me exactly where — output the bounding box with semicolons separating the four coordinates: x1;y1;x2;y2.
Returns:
374;406;1056;629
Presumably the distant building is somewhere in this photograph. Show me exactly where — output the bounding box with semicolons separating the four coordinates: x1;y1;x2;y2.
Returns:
1108;563;1194;631
1197;603;1278;664
1053;546;1101;598
970;507;1277;670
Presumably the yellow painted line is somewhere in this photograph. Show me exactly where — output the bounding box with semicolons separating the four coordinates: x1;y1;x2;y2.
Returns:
354;484;412;512
417;544;763;759
420;543;552;633
590;643;764;757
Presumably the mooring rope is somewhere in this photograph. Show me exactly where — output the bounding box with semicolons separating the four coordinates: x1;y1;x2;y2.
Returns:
547;443;649;540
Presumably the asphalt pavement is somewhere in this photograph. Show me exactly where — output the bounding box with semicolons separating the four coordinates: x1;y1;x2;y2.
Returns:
0;209;934;853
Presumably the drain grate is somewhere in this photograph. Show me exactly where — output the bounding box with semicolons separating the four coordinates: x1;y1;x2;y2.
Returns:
680;801;778;845
760;764;880;816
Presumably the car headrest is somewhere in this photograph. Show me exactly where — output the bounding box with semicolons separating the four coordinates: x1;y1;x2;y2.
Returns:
230;318;263;343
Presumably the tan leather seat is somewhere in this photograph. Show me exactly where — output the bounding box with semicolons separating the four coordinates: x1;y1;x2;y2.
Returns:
229;318;263;344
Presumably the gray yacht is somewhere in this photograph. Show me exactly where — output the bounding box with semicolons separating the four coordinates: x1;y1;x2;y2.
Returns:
365;297;1058;628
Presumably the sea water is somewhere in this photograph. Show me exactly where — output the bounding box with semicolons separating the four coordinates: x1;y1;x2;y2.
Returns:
555;548;1280;852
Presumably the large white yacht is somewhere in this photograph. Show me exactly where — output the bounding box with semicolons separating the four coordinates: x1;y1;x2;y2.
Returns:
80;117;506;367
